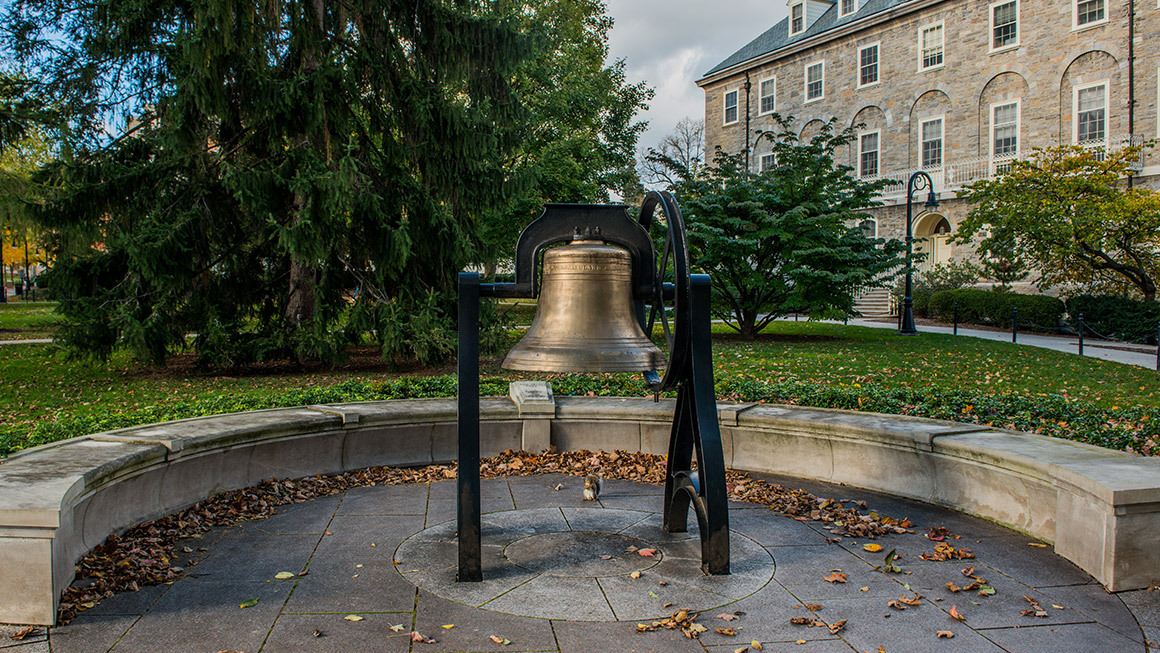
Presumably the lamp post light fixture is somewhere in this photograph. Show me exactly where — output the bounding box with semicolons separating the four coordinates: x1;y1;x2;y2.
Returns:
899;171;940;335
456;193;731;582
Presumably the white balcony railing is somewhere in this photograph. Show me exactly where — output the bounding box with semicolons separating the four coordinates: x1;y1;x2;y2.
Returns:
860;136;1145;201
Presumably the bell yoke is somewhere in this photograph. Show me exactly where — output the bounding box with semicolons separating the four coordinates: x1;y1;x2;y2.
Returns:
456;192;730;581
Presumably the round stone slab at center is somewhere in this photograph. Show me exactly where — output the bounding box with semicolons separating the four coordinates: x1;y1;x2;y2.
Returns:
505;531;661;577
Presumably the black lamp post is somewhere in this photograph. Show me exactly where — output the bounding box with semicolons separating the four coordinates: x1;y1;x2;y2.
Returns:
899;171;940;335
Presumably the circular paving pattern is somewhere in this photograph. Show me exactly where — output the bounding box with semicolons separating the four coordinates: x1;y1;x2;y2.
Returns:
394;506;775;621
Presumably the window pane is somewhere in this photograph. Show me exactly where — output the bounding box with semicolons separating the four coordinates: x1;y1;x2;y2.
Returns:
807;63;823;100
1077;0;1104;25
993;103;1018;157
993;1;1017;48
791;4;803;32
760;79;775;114
760;153;776;172
922;119;943;168
842;0;856;13
860;46;878;85
724;91;738;123
1077;86;1106;142
860;133;878;177
922;25;944;68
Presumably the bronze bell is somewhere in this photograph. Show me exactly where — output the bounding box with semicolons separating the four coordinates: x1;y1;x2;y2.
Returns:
502;238;665;373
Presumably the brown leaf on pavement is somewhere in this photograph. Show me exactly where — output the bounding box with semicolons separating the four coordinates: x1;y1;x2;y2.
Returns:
937;630;954;638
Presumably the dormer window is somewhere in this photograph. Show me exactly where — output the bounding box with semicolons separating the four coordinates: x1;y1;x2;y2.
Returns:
790;3;804;35
840;0;857;17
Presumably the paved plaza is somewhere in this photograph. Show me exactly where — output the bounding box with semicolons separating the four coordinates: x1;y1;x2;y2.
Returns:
4;472;1159;652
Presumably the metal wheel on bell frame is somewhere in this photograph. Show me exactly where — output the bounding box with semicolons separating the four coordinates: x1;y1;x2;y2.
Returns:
638;190;691;393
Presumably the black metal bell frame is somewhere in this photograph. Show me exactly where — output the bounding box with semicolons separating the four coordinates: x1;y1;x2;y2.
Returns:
456;191;730;580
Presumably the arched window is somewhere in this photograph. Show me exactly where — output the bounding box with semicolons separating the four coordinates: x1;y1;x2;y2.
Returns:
859;218;877;238
933;217;951;235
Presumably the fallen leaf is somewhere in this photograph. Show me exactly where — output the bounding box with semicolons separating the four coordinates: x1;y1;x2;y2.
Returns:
600;555;613;560
389;624;405;632
827;619;847;635
410;631;436;643
649;591;659;598
789;617;812;625
796;641;807;645
663;602;673;608
859;586;869;592
1052;604;1065;610
638;548;657;557
804;603;822;611
751;640;763;651
937;630;954;638
554;483;563;491
274;571;295;580
823;572;847;584
659;581;668;586
625;546;638;553
489;635;512;645
312;629;322;637
946;582;963;593
9;627;38;641
344;615;363;622
239;598;259;609
717;613;739;621
863;543;883;553
978;586;996;596
441;624;455;629
1027;542;1048;548
948;605;965;621
733;648;749;653
716;627;738;636
629;571;641;579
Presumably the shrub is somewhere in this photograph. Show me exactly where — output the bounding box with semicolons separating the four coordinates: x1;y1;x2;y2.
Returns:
929;288;1064;331
3;375;1157;458
891;261;980;317
1065;295;1160;344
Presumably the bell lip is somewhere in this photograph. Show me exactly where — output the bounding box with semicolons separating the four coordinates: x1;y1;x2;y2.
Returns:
501;349;667;374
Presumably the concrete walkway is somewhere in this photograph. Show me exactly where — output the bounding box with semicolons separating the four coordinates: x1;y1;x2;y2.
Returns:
11;472;1159;652
844;318;1159;369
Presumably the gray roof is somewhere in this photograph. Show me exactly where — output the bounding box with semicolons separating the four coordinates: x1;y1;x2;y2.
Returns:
703;0;913;77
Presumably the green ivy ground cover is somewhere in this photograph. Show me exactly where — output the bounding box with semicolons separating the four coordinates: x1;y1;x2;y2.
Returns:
3;322;1159;457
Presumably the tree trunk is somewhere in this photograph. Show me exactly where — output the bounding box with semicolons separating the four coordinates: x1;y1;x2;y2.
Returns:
286;256;317;326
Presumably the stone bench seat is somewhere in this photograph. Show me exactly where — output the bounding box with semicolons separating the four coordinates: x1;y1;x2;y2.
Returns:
2;396;1159;626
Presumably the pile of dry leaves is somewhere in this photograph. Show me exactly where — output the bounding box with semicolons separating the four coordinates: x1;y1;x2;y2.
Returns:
59;448;907;623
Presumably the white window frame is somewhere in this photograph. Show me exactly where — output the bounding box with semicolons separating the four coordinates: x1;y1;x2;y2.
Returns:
1073;80;1108;144
759;152;777;172
917;22;945;72
839;0;858;18
990;100;1021;161
859;218;878;239
804;61;825;103
1073;0;1107;29
723;89;739;126
858;130;880;178
989;0;1020;53
790;2;805;35
858;43;880;89
920;116;944;169
758;77;777;116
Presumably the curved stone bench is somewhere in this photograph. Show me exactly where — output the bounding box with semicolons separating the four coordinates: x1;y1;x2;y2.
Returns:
2;394;1159;625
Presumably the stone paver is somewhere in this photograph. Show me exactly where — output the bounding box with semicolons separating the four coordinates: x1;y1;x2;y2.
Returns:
28;472;1160;652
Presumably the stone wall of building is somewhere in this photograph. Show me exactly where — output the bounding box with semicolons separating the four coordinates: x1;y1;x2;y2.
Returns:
701;0;1160;275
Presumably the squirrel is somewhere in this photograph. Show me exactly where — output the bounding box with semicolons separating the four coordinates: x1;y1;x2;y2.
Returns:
582;474;602;501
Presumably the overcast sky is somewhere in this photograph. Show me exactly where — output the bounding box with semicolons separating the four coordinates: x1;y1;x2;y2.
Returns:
603;0;789;154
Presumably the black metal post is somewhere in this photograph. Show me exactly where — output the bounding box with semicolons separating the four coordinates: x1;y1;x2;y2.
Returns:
456;272;482;582
662;275;730;574
1155;320;1159;371
900;171;937;335
1078;313;1085;356
1012;306;1018;343
953;301;959;336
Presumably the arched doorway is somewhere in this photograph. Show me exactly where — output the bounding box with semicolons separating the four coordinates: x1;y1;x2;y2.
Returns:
913;212;952;271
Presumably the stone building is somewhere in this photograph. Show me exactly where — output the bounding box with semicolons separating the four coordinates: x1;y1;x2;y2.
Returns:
697;0;1160;301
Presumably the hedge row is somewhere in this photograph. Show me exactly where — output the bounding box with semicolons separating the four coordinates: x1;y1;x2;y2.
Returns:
929;288;1064;331
1065;295;1160;344
2;375;1155;458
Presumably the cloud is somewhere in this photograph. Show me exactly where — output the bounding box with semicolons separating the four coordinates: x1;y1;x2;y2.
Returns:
603;0;788;152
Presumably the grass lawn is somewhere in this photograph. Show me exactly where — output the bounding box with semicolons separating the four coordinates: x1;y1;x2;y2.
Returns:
2;319;1159;456
0;301;60;340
